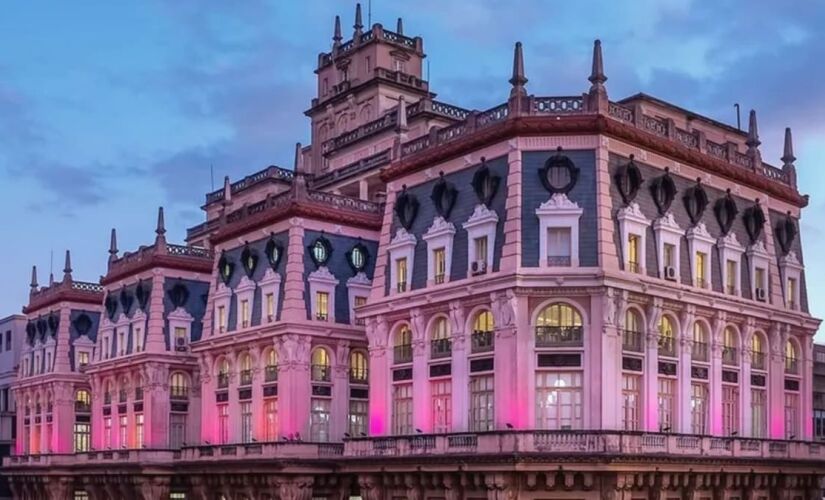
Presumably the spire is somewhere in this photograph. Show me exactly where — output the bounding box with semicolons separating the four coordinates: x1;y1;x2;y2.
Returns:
396;17;404;35
63;250;72;281
746;109;761;149
332;15;342;49
109;228;118;259
30;265;38;292
294;142;304;174
353;3;363;38
509;41;527;98
49;272;54;286
782;127;796;166
396;95;408;131
223;175;232;203
588;39;607;91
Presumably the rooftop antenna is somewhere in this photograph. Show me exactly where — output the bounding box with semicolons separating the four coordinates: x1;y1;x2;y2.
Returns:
368;0;372;27
734;103;741;131
210;164;215;191
427;59;430;83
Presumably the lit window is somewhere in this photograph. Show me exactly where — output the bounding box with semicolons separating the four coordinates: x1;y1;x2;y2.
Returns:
119;415;128;448
658;316;675;357
217;306;226;333
786;277;797;309
622;309;643;352
73;423;90;452
241;402;252;443
726;260;737;295
240;299;250;328
134;327;143;352
171;373;188;399
431;379;452;433
751;334;766;370
722;327;738;366
695;252;707;288
392;383;413;435
135;414;144;448
722;385;739;436
315;292;329;321
431;317;451;358
239;354;252;386
78;351;89;369
785;340;799;374
627;234;640;273
218;405;229;444
690;383;708;435
657;377;675;432
469;375;494;432
535;303;583;347
353;296;367;326
394;325;413;364
349;351;368;384
265;293;275;322
622;374;640;431
264;399;278;441
751;389;766;438
104;417;112;448
536;372;582;430
265;349;278;382
755;267;766;290
311;348;331;382
396;258;407;292
547;227;571;266
310;398;331;442
174;327;186;351
433;247;446;284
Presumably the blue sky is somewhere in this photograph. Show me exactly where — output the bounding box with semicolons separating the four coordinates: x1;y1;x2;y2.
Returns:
1;1;824;338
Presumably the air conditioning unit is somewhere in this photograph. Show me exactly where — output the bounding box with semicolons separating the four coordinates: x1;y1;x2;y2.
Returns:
471;260;488;275
663;266;677;281
755;288;767;302
175;337;187;352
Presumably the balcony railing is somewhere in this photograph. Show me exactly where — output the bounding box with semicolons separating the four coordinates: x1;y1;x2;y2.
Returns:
535;326;583;347
394;344;413;364
217;374;229;389
311;364;331;383
434;273;446;285
103;393;112;405
170;386;189;400
118;390;127;403
627;261;640;273
350;368;368;385
134;387;143;401
786;358;799;374
264;366;278;382
751;351;766;370
74;402;90;414
239;369;253;386
691;341;708;362
546;255;571;267
470;330;494;353
396;282;407;293
722;347;738;366
657;335;676;357
431;338;452;359
621;330;644;353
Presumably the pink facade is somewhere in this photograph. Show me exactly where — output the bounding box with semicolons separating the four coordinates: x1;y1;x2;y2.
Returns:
4;4;824;500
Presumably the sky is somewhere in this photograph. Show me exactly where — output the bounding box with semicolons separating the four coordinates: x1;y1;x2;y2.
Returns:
1;0;824;338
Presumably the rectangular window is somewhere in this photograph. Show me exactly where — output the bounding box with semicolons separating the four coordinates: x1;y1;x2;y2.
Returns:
663;243;675;268
174;327;186;350
135;414;144;448
431;379;452;433
657;377;675;432
621;374;640;431
348;399;368;437
118;331;125;356
73;423;90;452
695;251;707;288
353;296;367;326
755;267;766;290
240;299;250;328
217;306;226;333
433;247;446;284
547;227;572;266
264;399;278;441
119;415;128;448
392;383;413;435
218;404;229;444
315;291;329;321
722;385;739;436
726;260;737;295
134;327;143;352
169;413;187;448
785;392;799;439
74;492;90;500
4;331;9;351
474;236;488;262
46;352;52;371
103;336;110;359
690;383;708;435
241;402;252;443
751;389;766;438
536;371;583;430
396;258;408;293
627;234;640;273
266;293;275;322
310;398;331;442
104;417;112;448
469;375;495;432
787;277;797;309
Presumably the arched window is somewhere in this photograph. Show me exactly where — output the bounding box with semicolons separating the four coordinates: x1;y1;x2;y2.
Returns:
430;317;452;358
657;315;675;356
119;377;129;403
751;334;766;370
785;340;799;374
264;349;279;382
692;322;708;361
73;390;91;452
311;348;331;382
535;303;583;347
170;373;188;400
722;327;738;366
104;381;113;405
217;359;230;389
349;351;368;384
134;376;144;401
239;353;253;386
471;310;494;353
393;325;413;364
622;309;643;352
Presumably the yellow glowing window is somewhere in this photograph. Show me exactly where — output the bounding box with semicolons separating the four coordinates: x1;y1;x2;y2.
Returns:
266;293;275;321
433;248;446;284
316;291;329;321
695;252;707;287
241;299;250;327
627;234;640;272
396;258;408;292
217;305;226;333
726;260;737;294
474;310;494;332
787;277;797;308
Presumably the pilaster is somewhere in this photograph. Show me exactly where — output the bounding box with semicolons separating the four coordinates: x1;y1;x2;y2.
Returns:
449;301;468;432
500;143;523;271
281;219;308;321
410;308;431;433
145;271;167;353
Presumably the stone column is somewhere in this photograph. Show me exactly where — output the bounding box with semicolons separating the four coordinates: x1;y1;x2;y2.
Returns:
225;351;240;443
357;474;386;500
449;301;468;432
146;362;170;448
644;299;662;432
677;306;696;434
250;345;264;441
740;320;754;437
492;291;520;429
410;308;431;433
278;335;311;438
366;317;389;436
709;313;725;436
802;335;814;439
52;383;74;453
331;341;351;440
198;353;215;444
499;145;523;272
768;324;787;439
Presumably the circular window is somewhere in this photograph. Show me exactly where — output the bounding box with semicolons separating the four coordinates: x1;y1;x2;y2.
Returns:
539;148;579;194
310;238;331;267
350;246;365;271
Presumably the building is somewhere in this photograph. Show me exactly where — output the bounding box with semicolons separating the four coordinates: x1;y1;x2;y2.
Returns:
0;314;25;500
3;4;823;499
814;344;825;441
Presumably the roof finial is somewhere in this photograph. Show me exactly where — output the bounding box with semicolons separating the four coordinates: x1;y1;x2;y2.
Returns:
396;95;408;132
782;127;796;166
30;265;38;292
333;15;342;49
63;250;72;281
588;39;607;91
156;206;166;237
396;17;404;35
294;142;304;174
746;109;761;149
223;175;232;203
109;228;118;259
509;41;527;98
49;272;54;286
354;3;363;37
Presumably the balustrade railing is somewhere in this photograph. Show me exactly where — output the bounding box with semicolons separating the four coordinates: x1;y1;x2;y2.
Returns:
264;365;278;382
621;330;644;353
692;341;708;362
350;368;368;384
535;326;583;347
470;330;494;353
394;344;413;364
658;335;676;357
430;338;452;359
311;364;331;382
722;346;738;366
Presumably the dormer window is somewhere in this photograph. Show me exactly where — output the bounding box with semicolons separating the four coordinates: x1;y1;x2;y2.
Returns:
316;291;330;321
717;231;743;296
725;260;737;295
474;236;488;263
240;299;250;328
174;327;187;352
78;351;89;369
787;277;797;310
695;252;707;288
217;305;226;333
396;257;408;292
433;248;446;284
627;234;641;273
616;202;648;274
266;293;275;322
547;227;572;266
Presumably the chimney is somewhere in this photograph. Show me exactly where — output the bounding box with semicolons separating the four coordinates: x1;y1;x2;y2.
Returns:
397;17;404;35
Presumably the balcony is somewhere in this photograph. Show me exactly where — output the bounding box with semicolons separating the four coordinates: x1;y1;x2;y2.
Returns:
103;393;112;406
535;326;583;347
170;386;189;401
657;335;676;357
264;365;278;382
311;364;331;383
217;374;229;389
134;387;144;401
178;442;343;463
470;330;494;353
118;390;127;403
621;330;644;353
315;312;329;322
434;273;446;285
431;338;452;359
691;341;708;362
239;369;253;386
786;358;799;375
751;351;766;370
396;282;407;293
547;255;571;267
74;401;90;414
394;344;413;364
350;368;368;385
722;346;738;366
627;261;640;274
